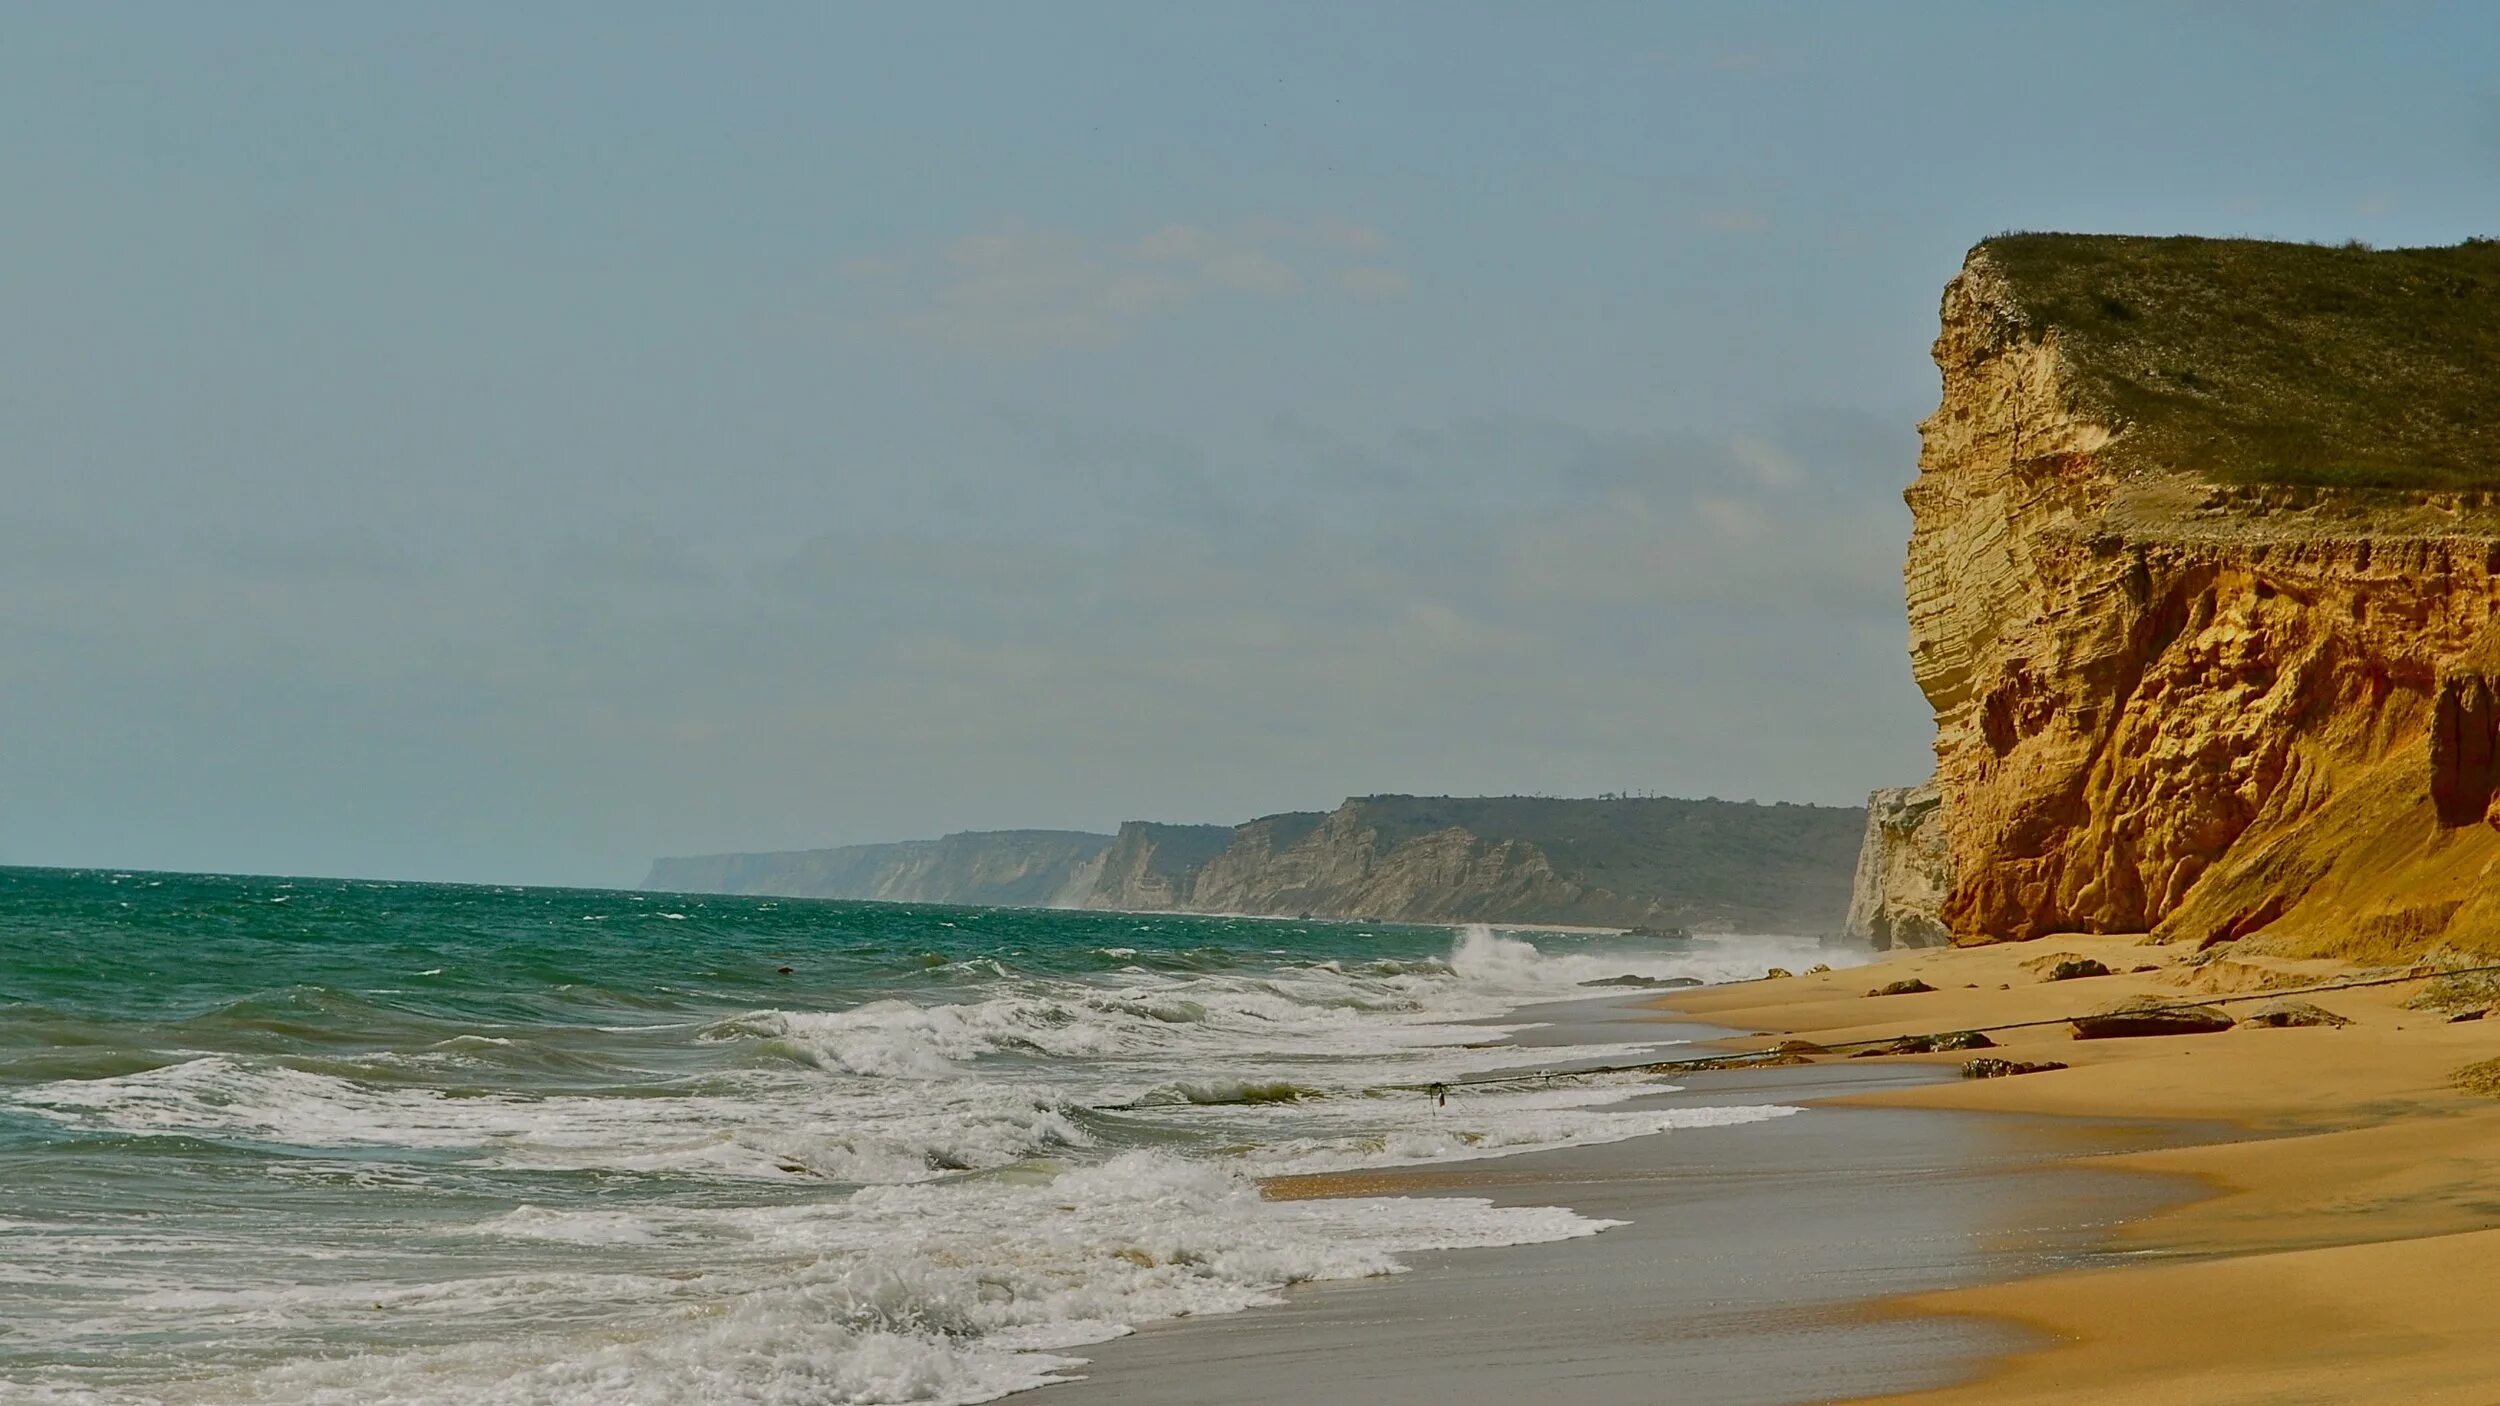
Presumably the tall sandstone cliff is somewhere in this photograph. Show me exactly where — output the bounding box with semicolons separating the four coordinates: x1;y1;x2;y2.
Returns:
1906;234;2500;959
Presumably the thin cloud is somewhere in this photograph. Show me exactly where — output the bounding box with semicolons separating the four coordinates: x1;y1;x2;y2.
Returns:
1338;265;1411;298
885;219;1406;350
1699;207;1770;233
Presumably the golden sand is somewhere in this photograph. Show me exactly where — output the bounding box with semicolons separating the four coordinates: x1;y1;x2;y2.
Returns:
1657;934;2500;1404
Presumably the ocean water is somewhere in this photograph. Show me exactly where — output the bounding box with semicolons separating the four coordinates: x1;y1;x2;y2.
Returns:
0;867;1856;1405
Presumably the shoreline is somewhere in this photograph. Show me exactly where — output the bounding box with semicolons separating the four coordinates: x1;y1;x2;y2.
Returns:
1653;932;2500;1404
1051;991;2197;1405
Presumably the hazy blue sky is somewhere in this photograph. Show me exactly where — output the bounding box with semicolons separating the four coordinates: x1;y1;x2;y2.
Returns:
5;2;2496;885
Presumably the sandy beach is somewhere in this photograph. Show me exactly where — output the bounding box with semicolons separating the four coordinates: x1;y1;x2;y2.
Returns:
1057;935;2500;1405
1658;934;2500;1404
1054;993;2200;1406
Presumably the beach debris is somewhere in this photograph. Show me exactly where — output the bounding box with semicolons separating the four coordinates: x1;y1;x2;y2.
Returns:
1866;978;1937;997
1668;1051;1811;1071
2241;999;2352;1029
1962;1058;2068;1079
2451;1057;2500;1098
1579;974;1704;989
2070;998;2236;1039
1763;967;1795;980
1850;1029;1995;1056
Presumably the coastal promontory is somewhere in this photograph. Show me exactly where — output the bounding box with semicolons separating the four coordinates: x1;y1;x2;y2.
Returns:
1887;234;2500;957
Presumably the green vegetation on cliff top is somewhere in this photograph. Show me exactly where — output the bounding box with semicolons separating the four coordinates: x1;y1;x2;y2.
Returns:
1979;233;2500;490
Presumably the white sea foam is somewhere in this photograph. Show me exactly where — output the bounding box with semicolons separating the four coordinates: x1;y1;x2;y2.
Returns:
90;1153;1616;1406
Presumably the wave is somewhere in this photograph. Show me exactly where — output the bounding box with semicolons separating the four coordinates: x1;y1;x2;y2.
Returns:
130;1152;1619;1406
2;922;1859;1404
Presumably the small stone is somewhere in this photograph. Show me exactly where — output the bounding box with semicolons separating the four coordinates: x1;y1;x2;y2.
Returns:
1866;978;1938;997
1805;963;1833;976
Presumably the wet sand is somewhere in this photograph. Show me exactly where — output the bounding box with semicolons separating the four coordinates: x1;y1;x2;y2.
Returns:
1657;934;2500;1405
1056;998;2196;1405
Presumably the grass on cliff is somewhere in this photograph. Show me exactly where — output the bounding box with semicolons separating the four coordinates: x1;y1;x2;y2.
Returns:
1978;233;2500;490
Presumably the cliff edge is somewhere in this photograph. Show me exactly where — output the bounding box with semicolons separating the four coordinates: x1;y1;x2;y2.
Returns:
1909;233;2500;958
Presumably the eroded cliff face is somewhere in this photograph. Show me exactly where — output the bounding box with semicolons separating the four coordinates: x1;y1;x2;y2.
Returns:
1844;782;1953;949
1911;248;2500;958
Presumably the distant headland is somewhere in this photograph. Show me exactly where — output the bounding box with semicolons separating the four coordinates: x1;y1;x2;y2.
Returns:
645;793;1867;935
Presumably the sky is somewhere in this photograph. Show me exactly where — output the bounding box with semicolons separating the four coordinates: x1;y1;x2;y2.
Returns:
4;2;2497;886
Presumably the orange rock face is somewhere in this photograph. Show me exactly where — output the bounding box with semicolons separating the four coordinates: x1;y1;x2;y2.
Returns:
1907;250;2500;957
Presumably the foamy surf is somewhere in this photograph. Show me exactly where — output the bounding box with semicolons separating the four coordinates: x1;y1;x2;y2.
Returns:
0;873;1865;1404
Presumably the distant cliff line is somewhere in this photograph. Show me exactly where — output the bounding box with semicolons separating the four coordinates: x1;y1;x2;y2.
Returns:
645;794;1867;935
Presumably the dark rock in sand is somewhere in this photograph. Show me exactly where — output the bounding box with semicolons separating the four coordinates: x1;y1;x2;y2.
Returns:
2044;958;2112;981
1771;1039;1830;1056
1962;1058;2068;1079
1866;978;1937;997
2070;999;2235;1039
1848;1030;1996;1057
2131;964;2162;973
1578;974;1704;989
1763;967;1795;980
2242;999;2351;1029
2450;1008;2490;1023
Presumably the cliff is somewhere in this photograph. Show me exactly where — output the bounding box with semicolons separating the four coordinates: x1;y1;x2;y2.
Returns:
643;829;1111;907
1843;782;1953;949
1087;795;1865;933
1907;233;2500;958
1085;822;1241;911
651;795;1866;933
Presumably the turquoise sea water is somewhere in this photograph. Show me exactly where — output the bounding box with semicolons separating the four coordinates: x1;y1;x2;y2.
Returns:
0;866;1847;1405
